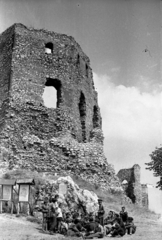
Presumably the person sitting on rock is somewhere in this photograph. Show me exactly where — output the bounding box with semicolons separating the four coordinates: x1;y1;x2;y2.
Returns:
65;212;73;225
95;217;105;237
104;211;116;235
119;206;128;224
115;213;126;235
84;216;104;239
82;215;90;229
72;211;80;221
66;222;83;237
125;217;136;235
97;199;105;226
85;216;97;235
74;218;86;237
58;212;72;235
108;216;125;237
104;210;115;225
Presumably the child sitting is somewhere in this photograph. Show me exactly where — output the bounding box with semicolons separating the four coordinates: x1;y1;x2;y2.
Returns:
125;217;136;235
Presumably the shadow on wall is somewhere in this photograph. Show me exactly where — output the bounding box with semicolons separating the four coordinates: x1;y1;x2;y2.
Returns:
125;181;136;204
78;92;86;142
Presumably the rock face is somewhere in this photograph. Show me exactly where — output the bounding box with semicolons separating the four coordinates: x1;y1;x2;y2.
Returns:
37;176;99;215
0;23;121;191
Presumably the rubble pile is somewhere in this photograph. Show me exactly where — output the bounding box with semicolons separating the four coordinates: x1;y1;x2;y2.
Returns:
0;132;121;192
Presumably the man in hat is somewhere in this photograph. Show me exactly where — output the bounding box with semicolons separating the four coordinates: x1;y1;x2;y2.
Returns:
97;199;105;226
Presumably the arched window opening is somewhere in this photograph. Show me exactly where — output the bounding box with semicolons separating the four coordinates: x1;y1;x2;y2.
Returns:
122;179;128;194
93;106;100;128
45;42;53;54
126;182;136;203
43;78;62;108
85;64;89;78
122;180;128;185
78;92;86;142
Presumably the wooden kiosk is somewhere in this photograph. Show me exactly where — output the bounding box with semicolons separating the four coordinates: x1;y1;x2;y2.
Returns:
16;179;35;215
0;179;16;214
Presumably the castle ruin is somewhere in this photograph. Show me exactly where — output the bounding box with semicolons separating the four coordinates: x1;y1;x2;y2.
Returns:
0;23;121;191
117;164;148;206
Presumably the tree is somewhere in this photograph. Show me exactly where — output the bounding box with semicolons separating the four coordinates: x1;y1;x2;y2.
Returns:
145;146;162;189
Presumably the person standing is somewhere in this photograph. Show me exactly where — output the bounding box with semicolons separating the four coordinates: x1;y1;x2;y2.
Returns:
56;203;63;233
41;197;50;232
49;194;59;233
119;206;128;224
97;199;105;226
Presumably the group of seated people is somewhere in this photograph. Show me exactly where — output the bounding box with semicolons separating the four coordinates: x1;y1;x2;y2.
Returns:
41;194;136;238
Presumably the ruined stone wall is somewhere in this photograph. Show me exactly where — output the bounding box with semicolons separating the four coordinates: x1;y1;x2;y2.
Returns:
0;26;14;128
117;164;142;205
10;23;101;142
141;184;149;208
0;24;121;191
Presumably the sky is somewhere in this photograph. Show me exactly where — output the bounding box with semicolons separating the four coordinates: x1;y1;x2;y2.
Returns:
0;0;162;185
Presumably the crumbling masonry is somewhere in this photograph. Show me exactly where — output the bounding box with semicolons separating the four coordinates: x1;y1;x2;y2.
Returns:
117;164;148;206
0;23;121;191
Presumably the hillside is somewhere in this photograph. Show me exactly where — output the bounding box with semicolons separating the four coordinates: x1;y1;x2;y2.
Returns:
0;170;162;240
0;194;161;240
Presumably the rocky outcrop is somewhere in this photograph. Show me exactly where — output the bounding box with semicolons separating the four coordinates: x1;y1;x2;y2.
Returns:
36;176;99;215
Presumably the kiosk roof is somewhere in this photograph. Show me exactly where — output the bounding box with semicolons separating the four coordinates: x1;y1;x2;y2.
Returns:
0;179;16;185
16;179;35;185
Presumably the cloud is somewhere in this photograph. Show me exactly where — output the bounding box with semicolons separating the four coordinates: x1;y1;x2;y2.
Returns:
111;67;121;73
93;72;162;184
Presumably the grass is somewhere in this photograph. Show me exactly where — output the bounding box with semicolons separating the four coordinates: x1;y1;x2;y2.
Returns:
1;169;159;221
0;169;161;240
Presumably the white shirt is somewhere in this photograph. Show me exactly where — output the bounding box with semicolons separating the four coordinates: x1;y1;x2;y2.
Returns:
56;207;63;218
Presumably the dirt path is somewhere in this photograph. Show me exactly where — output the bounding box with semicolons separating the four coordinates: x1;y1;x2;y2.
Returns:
0;214;162;240
0;214;59;240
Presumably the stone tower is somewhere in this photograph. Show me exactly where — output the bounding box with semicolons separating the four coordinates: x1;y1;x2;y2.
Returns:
0;23;121;191
117;164;142;205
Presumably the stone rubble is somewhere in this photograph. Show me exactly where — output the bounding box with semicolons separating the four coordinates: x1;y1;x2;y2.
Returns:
36;176;99;215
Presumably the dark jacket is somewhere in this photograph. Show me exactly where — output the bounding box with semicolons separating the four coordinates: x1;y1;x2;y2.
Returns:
119;211;128;223
98;205;105;218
